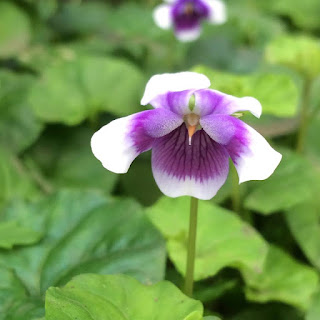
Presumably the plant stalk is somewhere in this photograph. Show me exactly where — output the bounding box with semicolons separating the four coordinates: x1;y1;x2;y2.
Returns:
296;79;312;154
184;197;199;297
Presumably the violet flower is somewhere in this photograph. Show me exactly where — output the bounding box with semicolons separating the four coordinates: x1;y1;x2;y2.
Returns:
153;0;227;42
91;72;281;200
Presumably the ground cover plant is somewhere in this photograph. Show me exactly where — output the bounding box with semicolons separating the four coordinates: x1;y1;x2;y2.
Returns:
0;0;320;319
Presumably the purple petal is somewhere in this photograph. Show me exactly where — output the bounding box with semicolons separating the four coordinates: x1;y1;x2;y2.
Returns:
91;108;183;174
172;0;210;33
194;89;262;117
152;124;229;200
200;114;282;183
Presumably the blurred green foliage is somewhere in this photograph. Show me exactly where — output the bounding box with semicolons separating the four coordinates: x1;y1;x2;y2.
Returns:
0;0;319;319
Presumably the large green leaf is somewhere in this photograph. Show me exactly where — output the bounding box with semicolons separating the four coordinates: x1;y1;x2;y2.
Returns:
0;221;42;249
193;66;299;117
244;149;317;214
285;194;320;270
241;245;319;310
265;35;320;79
28;53;145;125
268;0;320;31
51;127;118;193
0;190;166;317
0;2;31;57
146;197;268;281
0;71;43;153
46;274;204;320
306;289;320;320
0;147;38;210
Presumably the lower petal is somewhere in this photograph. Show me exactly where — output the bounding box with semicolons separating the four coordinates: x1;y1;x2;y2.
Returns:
175;26;202;42
152;124;229;200
91;109;183;174
200;114;281;183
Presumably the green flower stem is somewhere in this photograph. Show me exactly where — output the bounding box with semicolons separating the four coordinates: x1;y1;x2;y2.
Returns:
296;79;312;154
184;197;199;297
231;164;241;214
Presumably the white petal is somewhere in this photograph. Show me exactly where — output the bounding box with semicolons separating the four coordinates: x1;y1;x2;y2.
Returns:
152;171;228;200
153;4;172;30
235;124;282;183
175;27;202;42
203;0;227;24
91;115;139;174
141;72;211;106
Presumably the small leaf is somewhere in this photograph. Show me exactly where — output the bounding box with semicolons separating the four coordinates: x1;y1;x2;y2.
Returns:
28;53;145;125
0;71;43;153
241;245;319;310
146;197;268;281
193;66;299;117
0;2;31;57
244;149;317;214
0;221;42;249
45;274;204;320
265;35;320;79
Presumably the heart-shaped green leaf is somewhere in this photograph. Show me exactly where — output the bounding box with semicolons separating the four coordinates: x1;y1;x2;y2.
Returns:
0;190;165;317
146;197;268;281
46;274;204;320
193;66;299;117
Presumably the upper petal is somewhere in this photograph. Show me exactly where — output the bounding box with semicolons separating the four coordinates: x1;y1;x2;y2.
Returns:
141;72;211;107
194;89;262;117
200;114;282;183
91;108;183;174
152;124;229;200
153;4;173;30
202;0;227;24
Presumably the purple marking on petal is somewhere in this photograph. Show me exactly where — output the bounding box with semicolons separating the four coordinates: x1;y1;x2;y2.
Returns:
171;0;210;32
200;114;250;165
129;108;183;153
150;89;194;115
152;123;229;183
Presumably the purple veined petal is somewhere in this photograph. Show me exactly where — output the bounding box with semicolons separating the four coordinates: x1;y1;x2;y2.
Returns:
202;0;227;24
153;4;173;30
200;114;282;183
194;89;262;117
141;72;210;107
172;0;210;42
152;124;229;200
91;108;183;174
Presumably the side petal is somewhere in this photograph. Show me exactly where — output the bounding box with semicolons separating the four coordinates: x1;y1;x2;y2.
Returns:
91;109;183;174
202;0;227;24
153;4;173;30
141;72;210;107
152;124;229;200
194;89;262;117
200;114;282;183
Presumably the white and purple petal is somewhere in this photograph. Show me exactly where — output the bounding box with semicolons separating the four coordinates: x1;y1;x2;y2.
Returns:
200;114;282;183
194;89;262;117
91;108;183;174
202;0;227;24
141;72;210;107
152;124;229;200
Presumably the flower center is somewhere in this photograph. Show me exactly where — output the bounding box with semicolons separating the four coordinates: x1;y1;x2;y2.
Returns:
185;113;200;146
184;2;195;16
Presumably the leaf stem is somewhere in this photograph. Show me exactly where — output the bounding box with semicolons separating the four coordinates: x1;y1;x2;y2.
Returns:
231;164;241;214
296;79;312;154
184;197;199;297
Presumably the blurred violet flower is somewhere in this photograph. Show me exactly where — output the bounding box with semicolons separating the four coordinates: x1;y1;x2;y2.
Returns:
91;72;281;200
153;0;227;41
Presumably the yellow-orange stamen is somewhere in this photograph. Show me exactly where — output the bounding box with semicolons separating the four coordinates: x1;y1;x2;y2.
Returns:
184;3;194;15
188;125;197;146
